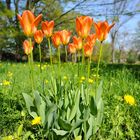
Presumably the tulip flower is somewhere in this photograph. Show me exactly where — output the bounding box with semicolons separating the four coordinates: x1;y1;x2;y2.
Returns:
94;21;115;42
17;10;42;37
23;40;33;55
84;42;93;57
87;34;96;46
68;43;76;54
76;16;93;39
60;30;71;45
42;20;54;38
73;36;82;51
52;31;62;48
34;30;44;44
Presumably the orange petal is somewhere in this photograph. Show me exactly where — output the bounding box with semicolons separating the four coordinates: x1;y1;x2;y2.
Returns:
17;14;24;29
107;22;115;32
34;14;42;27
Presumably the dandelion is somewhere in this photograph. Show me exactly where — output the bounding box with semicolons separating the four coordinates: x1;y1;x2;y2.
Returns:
3;80;10;86
31;116;41;125
81;76;85;81
124;95;136;106
88;78;93;84
63;76;68;80
45;80;49;84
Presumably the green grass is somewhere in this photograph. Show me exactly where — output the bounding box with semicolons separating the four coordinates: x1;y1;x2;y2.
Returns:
0;62;140;139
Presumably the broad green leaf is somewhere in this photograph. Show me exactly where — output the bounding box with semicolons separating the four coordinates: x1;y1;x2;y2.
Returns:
58;118;72;131
34;91;41;112
39;99;46;126
22;93;37;118
89;96;97;116
95;81;103;104
68;90;80;121
52;129;68;136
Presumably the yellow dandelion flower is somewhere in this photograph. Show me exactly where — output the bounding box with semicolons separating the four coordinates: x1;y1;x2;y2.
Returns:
45;80;48;84
75;136;82;140
124;95;136;106
63;76;68;80
88;78;93;84
81;76;85;81
3;80;10;86
31;116;41;125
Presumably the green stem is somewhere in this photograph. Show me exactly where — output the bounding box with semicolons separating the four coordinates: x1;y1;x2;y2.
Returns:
78;51;80;76
84;121;87;140
96;42;103;86
48;38;52;66
29;38;34;92
87;56;91;80
65;45;67;62
57;46;61;77
38;44;42;73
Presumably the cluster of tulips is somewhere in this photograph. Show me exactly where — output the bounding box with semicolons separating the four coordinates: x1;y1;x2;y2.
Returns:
17;10;114;64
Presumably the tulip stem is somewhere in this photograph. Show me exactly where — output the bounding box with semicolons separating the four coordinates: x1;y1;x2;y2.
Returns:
65;45;67;62
87;56;91;80
96;41;103;86
58;46;61;77
29;38;34;92
38;44;42;73
48;38;52;66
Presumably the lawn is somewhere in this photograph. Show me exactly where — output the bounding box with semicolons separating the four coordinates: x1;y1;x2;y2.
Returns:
0;62;140;139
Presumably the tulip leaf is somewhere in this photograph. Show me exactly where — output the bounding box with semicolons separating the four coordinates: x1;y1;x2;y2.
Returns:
58;118;72;131
22;93;37;118
90;96;97;116
68;90;80;121
52;129;68;136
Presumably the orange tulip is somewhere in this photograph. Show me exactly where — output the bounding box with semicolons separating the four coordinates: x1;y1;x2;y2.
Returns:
42;20;54;38
17;10;42;37
94;21;115;42
84;42;93;57
60;30;71;45
87;34;96;46
68;43;76;54
52;31;62;48
76;16;93;39
34;30;44;44
23;40;33;55
73;36;82;51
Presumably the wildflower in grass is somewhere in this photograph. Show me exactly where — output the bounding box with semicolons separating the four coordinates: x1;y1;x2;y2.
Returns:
23;40;33;55
88;78;93;84
75;136;82;140
93;21;115;42
76;16;93;38
52;31;62;48
63;76;68;80
60;30;71;45
81;76;85;81
73;36;83;51
3;80;10;86
45;80;49;84
31;116;41;125
124;95;136;106
42;20;54;38
34;30;44;44
17;10;42;37
7;71;13;77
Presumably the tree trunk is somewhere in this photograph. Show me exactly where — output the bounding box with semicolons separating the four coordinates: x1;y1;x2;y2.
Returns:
111;37;115;63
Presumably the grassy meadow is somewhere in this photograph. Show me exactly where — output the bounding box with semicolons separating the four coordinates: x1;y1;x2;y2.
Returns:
0;62;140;139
